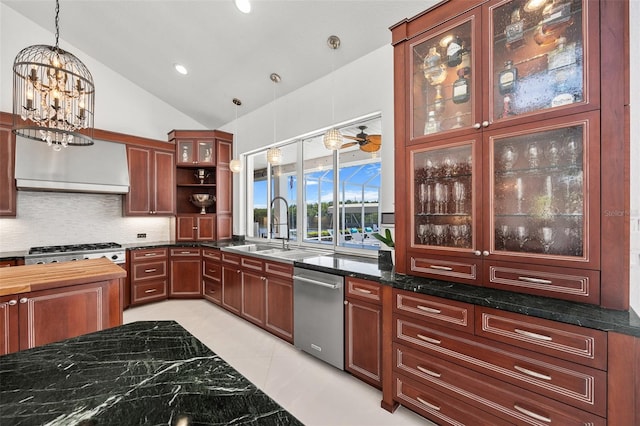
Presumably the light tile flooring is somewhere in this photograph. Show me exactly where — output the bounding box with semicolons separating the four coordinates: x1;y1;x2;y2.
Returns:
124;299;433;426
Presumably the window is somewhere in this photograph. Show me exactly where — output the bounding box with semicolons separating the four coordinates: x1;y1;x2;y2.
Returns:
245;115;382;252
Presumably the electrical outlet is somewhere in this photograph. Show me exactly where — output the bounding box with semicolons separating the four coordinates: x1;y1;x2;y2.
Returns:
137;233;147;239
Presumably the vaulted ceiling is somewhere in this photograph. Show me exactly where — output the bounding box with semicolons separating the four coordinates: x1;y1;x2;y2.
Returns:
4;0;432;129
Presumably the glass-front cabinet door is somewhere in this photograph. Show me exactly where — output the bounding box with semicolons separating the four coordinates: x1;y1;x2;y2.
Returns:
487;0;599;126
485;110;600;270
409;9;481;143
176;140;215;166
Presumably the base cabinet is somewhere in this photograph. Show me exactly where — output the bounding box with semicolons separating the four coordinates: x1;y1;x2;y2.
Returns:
221;252;242;314
130;248;168;305
169;248;202;297
176;215;216;242
345;278;382;387
1;281;119;355
202;249;222;305
386;288;608;425
264;261;293;343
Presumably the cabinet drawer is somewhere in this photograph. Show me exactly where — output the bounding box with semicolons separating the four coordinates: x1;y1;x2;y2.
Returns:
203;279;222;305
241;256;263;271
409;252;480;284
264;260;292;279
484;261;601;305
202;248;221;261
346;278;381;304
394;289;473;333
393;344;606;426
475;307;607;370
203;259;221;281
132;280;167;304
132;260;167;281
170;247;201;257
394;373;511;426
394;316;606;416
131;248;167;261
221;252;240;265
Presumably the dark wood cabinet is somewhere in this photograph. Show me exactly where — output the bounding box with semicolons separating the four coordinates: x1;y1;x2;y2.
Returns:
170;130;233;241
124;145;175;216
345;278;382;388
129;248;168;305
176;214;216;242
221;252;242;314
392;0;628;310
241;257;265;326
202;249;222;305
264;261;293;343
1;280;118;355
169;247;202;297
0;112;16;217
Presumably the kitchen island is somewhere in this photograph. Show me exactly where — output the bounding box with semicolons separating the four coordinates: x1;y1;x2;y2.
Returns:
0;320;303;425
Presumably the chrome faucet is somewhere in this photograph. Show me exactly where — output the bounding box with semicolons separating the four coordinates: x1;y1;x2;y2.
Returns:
270;196;290;249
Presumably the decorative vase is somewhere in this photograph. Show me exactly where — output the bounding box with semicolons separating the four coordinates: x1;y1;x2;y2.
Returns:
378;249;394;271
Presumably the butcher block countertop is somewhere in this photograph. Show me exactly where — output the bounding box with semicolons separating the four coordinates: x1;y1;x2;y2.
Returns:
0;258;126;297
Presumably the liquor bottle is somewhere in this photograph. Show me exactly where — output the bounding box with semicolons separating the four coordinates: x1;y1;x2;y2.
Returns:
424;110;439;135
534;0;573;46
446;35;464;67
547;37;576;72
452;67;471;104
498;60;518;95
423;46;447;85
433;85;445;115
504;7;525;50
501;95;513;119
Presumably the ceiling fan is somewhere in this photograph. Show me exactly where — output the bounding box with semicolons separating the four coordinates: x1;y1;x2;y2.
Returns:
341;126;382;152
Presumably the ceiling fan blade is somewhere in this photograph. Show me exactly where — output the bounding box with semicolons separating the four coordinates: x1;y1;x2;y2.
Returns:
367;135;382;146
342;135;363;142
340;142;358;149
360;142;381;152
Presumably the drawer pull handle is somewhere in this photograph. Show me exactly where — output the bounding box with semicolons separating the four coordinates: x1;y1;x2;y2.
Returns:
514;328;553;341
144;268;157;273
144;289;157;294
429;265;453;271
416;365;441;377
416;397;440;411
514;365;552;381
180;251;191;254
144;253;157;257
416;333;441;345
518;276;553;285
416;305;441;314
208;269;217;273
513;404;551;423
355;288;372;294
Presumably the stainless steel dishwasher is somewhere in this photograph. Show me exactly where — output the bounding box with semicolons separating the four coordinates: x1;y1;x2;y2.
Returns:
293;267;344;370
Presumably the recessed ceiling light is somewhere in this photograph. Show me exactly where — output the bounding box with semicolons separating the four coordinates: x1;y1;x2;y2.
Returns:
174;63;188;75
235;0;251;14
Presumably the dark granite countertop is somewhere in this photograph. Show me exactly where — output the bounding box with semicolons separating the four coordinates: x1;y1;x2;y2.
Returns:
0;321;302;426
294;255;640;339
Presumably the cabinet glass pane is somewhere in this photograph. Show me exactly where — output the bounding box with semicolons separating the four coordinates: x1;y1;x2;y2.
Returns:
178;141;193;164
492;124;585;257
490;0;585;121
197;141;214;163
412;144;473;249
411;19;474;139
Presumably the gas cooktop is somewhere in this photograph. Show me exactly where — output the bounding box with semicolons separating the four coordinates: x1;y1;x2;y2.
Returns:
28;242;122;255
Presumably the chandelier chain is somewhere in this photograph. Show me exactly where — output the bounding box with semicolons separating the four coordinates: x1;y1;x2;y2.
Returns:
54;0;60;50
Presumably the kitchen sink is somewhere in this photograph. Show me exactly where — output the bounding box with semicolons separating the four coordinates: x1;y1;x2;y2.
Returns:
221;244;324;263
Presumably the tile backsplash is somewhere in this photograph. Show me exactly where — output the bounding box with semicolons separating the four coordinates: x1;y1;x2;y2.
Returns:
0;191;172;252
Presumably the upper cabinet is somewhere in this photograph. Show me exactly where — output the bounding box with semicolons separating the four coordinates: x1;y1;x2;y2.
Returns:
406;0;599;145
124;145;175;216
169;130;233;241
392;0;628;309
0;113;16;217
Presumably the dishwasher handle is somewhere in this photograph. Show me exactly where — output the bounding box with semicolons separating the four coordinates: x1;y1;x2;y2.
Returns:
293;275;341;290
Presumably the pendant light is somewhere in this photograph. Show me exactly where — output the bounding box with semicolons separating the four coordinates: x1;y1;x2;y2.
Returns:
12;0;95;151
323;35;343;151
229;98;243;173
266;73;282;166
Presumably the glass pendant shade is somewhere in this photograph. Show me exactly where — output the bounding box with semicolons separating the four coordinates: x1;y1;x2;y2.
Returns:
13;44;95;150
229;158;242;173
266;147;282;165
323;128;343;150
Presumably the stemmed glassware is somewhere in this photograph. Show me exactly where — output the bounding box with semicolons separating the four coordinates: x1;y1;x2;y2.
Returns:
418;183;432;214
515;225;528;250
525;142;540;168
453;181;466;213
540;227;554;253
500;145;518;170
418;224;429;244
434;183;449;214
433;224;447;246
